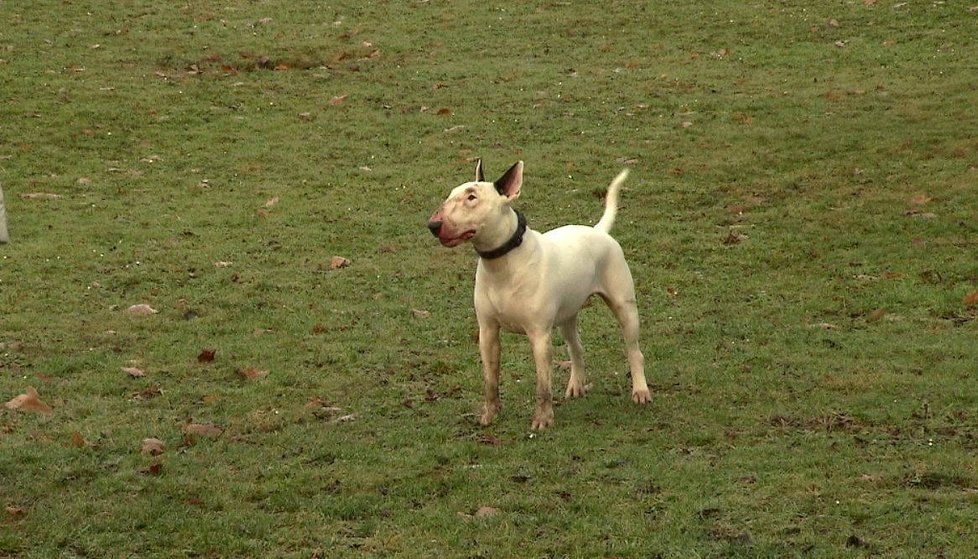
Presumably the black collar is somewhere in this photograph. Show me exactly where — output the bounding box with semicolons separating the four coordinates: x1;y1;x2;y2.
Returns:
477;211;527;260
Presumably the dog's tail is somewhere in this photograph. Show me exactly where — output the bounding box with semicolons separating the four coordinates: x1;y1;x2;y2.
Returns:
594;168;629;234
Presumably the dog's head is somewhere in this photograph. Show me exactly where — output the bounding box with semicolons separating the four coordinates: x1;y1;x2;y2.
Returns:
427;159;522;248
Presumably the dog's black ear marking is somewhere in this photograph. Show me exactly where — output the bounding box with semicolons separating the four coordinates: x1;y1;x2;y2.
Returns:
475;158;485;182
494;161;523;198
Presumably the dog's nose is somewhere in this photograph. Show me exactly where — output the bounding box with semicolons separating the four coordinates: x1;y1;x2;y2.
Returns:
427;220;442;237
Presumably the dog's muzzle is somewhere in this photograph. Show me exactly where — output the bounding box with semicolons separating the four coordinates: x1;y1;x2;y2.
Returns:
427;220;442;237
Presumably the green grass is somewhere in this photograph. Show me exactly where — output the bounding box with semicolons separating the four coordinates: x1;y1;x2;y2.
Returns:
2;0;977;557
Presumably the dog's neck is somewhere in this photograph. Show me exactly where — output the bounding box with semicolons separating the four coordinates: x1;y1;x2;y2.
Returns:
476;210;527;260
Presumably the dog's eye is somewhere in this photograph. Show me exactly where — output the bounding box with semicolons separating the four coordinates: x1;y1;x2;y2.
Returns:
467;193;477;202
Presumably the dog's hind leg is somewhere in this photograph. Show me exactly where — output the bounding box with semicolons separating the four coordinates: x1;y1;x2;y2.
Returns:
560;316;590;398
600;264;651;404
614;300;651;404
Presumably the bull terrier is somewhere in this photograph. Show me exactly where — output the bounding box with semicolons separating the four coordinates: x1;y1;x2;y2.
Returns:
427;160;650;430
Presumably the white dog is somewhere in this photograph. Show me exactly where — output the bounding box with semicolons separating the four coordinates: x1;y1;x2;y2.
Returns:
427;160;650;430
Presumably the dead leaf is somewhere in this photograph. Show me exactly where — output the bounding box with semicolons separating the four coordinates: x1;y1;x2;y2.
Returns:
5;506;24;518
4;387;53;413
20;192;62;200
122;366;145;378
238;367;270;380
910;194;932;205
263;196;279;208
141;437;166;456
412;309;431;319
330;256;351;269
214;261;233;268
475;506;500;518
197;348;216;363
963;290;978;308
183;423;223;438
436;108;453;116
70;431;88;448
127;303;158;315
273;64;289;71
723;230;745;245
329;94;348;106
131;384;163;401
312;323;327;333
904;209;936;219
478;434;503;446
142;462;164;476
866;308;886;322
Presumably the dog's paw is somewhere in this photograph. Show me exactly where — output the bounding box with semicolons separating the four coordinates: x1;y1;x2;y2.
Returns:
564;381;592;399
479;402;501;426
531;409;554;431
631;389;652;404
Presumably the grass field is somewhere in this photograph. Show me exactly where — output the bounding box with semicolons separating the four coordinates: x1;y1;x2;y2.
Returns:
2;1;978;557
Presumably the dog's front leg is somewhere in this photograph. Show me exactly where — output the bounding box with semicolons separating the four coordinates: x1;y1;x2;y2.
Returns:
528;329;555;430
478;322;502;425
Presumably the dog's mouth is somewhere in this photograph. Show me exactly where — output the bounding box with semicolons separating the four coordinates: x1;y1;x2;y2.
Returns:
439;230;476;247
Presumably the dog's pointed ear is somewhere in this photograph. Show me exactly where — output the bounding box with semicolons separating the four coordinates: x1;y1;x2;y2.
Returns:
494;161;523;200
475;158;485;182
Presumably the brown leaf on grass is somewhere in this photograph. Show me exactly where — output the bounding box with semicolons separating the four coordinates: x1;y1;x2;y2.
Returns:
329;94;348;106
330;256;351;269
197;348;216;363
436;107;453;116
122;366;145;378
304;396;326;409
312;323;327;333
238;367;270;380
5;505;24;518
412;308;431;319
4;387;53;413
910;194;932;205
127;303;158;315
263;196;280;208
142;462;164;476
70;431;90;448
904;209;936;219
866;308;886;322
475;506;500;518
20;192;62;200
723;230;745;245
131;384;163;401
963;290;978;308
478;434;503;446
183;423;223;438
141;437;166;456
